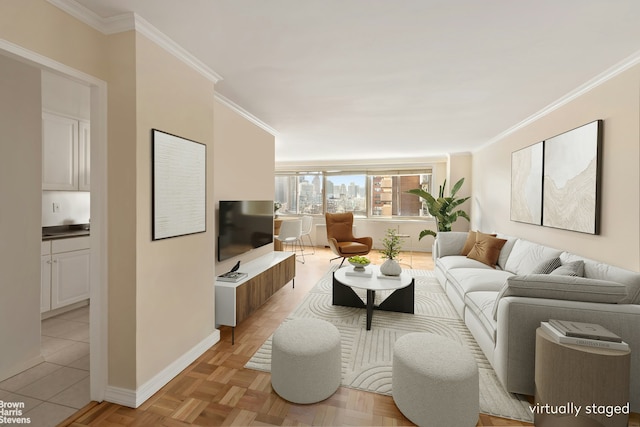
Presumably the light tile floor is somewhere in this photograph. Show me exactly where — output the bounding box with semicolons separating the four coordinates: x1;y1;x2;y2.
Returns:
0;305;90;427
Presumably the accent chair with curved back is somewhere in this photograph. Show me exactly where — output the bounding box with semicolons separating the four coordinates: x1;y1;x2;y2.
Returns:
325;212;373;266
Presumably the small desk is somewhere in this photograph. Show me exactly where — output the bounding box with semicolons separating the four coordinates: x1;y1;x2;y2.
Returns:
332;265;414;330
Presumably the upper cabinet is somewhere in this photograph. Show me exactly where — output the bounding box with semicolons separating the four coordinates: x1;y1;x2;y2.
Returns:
78;121;90;191
41;70;90;192
42;112;90;191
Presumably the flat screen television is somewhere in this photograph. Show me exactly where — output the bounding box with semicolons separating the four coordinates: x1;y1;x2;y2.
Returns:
217;200;274;261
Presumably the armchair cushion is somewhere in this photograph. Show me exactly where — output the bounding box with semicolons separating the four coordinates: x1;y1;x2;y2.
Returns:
336;241;370;255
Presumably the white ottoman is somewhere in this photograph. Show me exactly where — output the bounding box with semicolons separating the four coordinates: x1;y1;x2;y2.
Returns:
271;318;341;404
392;332;479;426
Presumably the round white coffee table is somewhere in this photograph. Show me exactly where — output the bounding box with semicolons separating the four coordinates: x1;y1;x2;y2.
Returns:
333;265;414;330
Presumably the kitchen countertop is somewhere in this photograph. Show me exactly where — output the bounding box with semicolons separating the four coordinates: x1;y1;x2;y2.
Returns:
42;224;90;241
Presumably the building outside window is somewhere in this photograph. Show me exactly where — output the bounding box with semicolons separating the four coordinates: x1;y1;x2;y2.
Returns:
275;169;432;218
325;174;367;217
275;173;323;215
370;173;432;217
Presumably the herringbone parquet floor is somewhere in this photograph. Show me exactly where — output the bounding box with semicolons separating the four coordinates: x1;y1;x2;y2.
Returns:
61;247;639;427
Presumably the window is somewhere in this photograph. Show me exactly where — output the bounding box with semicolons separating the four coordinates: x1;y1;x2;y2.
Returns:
275;169;433;217
275;173;323;215
325;174;367;217
371;173;432;217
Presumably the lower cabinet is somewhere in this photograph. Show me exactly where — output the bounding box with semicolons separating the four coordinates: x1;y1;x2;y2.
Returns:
41;237;91;313
215;252;295;333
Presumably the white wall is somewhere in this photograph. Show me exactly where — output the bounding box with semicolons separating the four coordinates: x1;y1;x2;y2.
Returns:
0;55;44;381
42;191;90;226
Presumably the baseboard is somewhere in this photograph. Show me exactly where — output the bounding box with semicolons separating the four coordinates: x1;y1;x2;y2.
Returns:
104;329;220;408
0;354;45;383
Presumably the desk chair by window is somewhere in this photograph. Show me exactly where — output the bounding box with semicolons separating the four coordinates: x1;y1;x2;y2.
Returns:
276;218;305;263
300;215;315;255
325;212;372;266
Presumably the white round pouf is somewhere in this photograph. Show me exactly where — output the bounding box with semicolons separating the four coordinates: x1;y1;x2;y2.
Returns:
271;318;342;404
392;333;479;427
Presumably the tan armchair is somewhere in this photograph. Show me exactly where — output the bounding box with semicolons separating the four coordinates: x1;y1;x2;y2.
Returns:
325;212;373;265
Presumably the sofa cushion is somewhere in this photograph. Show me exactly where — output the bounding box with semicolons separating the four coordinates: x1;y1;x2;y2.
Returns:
550;260;584;277
447;268;514;299
495;234;518;270
435;232;469;258
560;252;640;304
530;257;561;274
437;255;496;272
492;274;629;320
503;239;563;275
465;291;498;342
467;232;507;268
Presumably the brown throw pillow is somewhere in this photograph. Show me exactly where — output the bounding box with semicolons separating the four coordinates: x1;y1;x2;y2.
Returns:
460;231;496;255
467;232;507;268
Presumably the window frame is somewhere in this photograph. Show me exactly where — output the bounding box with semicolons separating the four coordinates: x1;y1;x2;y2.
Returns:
274;168;434;218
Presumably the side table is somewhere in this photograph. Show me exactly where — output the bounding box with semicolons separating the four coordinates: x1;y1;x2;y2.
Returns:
534;327;630;427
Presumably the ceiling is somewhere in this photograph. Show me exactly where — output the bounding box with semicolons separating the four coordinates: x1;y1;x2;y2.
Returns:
70;0;640;163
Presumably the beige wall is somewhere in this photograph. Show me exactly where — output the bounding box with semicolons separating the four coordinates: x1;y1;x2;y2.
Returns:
105;30;138;389
214;100;276;273
473;64;640;271
0;0;221;395
448;153;472;232
0;55;43;380
134;33;216;386
0;0;107;80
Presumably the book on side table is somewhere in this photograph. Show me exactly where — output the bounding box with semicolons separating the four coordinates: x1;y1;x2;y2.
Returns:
549;319;622;342
541;321;629;351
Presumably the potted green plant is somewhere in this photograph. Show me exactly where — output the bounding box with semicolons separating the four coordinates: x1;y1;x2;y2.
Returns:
406;177;470;240
379;228;402;276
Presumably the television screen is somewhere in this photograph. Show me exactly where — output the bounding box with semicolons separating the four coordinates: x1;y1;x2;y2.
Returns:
218;200;274;261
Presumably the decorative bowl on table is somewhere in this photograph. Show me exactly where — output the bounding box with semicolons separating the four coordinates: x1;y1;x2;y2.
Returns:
348;256;371;271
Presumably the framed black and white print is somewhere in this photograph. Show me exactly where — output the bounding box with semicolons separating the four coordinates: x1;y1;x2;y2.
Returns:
542;120;602;234
511;141;543;225
152;129;206;240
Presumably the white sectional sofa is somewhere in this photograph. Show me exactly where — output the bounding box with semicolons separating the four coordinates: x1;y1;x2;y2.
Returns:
433;231;640;411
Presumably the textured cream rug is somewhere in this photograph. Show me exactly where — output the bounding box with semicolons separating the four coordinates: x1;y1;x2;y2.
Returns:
246;267;534;423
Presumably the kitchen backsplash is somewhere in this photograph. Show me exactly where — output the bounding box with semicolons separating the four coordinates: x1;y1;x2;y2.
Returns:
42;191;90;226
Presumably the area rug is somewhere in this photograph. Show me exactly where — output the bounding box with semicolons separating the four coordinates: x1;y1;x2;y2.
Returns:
246;267;534;423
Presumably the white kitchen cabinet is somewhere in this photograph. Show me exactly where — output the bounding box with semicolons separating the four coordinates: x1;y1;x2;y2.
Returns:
78;121;90;191
41;257;52;313
51;248;90;309
42;112;90;191
41;237;90;313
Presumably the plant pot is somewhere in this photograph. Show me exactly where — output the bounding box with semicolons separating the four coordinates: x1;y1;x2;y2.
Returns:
380;258;402;276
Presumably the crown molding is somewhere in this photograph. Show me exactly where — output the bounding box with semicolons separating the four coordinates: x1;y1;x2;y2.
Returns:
478;48;640;151
133;14;222;84
46;0;222;84
214;93;278;136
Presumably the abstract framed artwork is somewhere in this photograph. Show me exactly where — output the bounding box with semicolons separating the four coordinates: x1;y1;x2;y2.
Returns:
511;141;543;225
152;129;206;240
542;120;602;234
